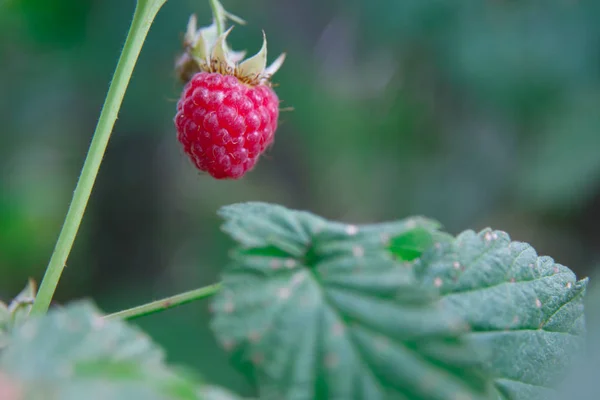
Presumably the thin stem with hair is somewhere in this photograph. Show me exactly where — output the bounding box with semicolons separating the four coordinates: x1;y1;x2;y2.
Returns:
104;283;222;321
30;0;168;316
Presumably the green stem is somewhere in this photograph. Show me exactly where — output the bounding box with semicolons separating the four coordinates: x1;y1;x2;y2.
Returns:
30;0;167;316
104;283;222;320
208;0;225;35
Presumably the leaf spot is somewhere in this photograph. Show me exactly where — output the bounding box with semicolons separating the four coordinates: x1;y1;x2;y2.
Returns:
223;301;235;313
92;315;105;330
375;336;389;352
380;233;390;245
535;298;542;308
346;225;359;235
434;277;443;287
313;222;325;234
221;338;235;351
453;261;461;270
448;317;468;332
506;315;520;330
566;282;573;289
251;353;264;365
20;323;37;341
331;322;344;337
291;272;305;285
418;372;437;392
284;259;296;269
454;393;473;400
278;287;291;300
248;331;261;343
352;246;365;258
270;259;282;269
324;353;339;369
484;232;493;241
300;294;314;307
553;266;560;274
58;364;73;378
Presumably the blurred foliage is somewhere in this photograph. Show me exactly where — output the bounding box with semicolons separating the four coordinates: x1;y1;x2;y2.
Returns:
1;0;599;396
0;301;227;400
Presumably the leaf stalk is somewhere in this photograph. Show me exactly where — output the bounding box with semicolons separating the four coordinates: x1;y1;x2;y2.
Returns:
104;283;222;320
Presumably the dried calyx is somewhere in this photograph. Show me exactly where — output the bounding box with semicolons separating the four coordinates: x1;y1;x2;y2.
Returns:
176;0;285;86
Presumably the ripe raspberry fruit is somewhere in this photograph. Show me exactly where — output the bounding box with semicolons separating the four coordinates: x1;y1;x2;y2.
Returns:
174;10;285;179
175;72;280;179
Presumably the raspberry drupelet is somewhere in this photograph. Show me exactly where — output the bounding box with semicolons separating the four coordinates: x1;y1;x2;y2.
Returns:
174;11;285;179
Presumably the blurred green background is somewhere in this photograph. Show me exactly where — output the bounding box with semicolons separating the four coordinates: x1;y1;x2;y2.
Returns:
1;0;600;395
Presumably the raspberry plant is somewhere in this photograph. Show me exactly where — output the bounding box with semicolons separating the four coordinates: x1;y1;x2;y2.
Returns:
0;0;593;399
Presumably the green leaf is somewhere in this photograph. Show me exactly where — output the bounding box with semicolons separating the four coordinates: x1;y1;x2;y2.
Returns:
212;202;496;400
0;301;204;400
415;229;587;400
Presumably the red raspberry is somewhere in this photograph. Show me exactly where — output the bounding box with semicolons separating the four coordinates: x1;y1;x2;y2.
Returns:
175;72;279;179
173;10;285;180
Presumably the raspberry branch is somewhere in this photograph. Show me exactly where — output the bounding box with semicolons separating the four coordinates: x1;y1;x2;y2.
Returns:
208;0;245;36
209;0;226;36
104;283;222;321
30;0;168;316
